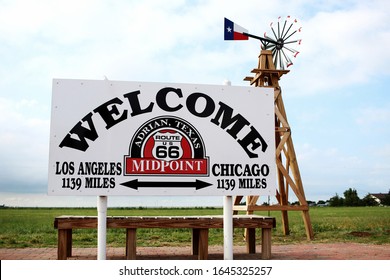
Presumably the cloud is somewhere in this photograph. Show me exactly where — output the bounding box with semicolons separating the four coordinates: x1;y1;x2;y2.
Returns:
356;106;390;125
296;140;390;196
284;0;390;95
3;1;388;93
352;104;390;145
0;98;49;191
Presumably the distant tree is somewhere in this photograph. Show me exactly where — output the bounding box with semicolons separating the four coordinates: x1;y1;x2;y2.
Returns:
343;188;361;206
329;193;344;207
317;200;326;205
307;200;316;205
382;192;390;206
362;194;379;206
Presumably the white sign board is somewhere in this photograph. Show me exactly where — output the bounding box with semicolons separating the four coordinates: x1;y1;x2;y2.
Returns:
48;79;276;196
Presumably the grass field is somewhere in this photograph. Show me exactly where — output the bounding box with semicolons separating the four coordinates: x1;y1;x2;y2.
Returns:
0;207;389;248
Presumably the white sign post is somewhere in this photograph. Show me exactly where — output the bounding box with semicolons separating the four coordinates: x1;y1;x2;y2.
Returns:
97;196;107;260
223;196;233;259
222;79;233;260
48;79;276;259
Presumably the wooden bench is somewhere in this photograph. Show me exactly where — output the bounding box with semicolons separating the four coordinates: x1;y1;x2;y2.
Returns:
54;215;276;260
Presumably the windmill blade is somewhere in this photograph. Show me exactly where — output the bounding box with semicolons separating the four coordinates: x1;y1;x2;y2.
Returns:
279;50;283;70
270;21;278;40
284;29;299;42
281;49;293;67
283;45;299;56
272;48;279;69
284;39;302;45
283;21;301;41
281;17;288;39
282;23;294;41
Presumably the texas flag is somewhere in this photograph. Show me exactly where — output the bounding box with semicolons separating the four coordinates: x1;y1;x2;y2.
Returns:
224;18;249;40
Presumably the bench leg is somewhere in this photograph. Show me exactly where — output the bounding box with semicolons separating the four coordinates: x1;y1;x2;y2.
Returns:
66;229;72;257
192;229;200;255
126;229;137;260
246;228;256;254
198;229;208;260
261;228;272;260
58;229;72;260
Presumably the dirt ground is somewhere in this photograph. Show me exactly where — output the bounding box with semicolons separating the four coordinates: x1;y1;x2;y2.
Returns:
1;243;389;260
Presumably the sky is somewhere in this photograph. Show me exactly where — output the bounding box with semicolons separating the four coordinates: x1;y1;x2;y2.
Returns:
0;0;389;207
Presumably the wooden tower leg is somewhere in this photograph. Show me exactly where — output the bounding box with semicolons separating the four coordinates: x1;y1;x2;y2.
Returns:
275;120;290;235
233;196;243;215
302;210;313;240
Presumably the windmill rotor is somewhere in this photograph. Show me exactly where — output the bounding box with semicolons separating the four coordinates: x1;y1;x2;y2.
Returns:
262;16;302;70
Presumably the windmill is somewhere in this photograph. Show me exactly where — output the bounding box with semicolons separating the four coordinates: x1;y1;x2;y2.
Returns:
225;17;313;240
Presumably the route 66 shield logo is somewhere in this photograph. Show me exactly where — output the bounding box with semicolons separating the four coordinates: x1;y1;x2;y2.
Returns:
125;116;209;175
152;131;183;161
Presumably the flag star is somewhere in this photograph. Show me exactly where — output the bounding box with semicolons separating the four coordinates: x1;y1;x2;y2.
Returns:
227;26;232;33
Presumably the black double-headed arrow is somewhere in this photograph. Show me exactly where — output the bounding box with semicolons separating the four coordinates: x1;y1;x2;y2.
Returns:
120;179;212;191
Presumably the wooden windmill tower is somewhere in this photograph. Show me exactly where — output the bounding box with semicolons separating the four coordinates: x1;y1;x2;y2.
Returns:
234;49;314;240
225;17;313;239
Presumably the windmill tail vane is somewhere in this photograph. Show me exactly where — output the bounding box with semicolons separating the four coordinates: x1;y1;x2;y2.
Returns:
224;16;302;70
224;18;249;40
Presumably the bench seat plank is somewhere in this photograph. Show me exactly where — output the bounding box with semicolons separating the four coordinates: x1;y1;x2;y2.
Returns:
55;215;275;229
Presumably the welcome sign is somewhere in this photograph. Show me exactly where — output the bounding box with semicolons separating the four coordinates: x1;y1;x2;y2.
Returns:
48;79;276;196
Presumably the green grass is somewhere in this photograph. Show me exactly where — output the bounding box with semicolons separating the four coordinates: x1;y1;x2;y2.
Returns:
0;207;389;248
265;207;390;244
